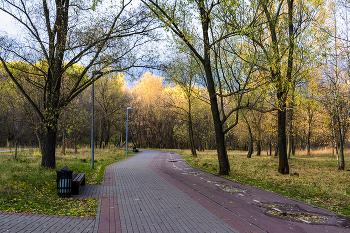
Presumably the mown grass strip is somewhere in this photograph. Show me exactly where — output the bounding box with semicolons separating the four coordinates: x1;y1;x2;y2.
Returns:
0;147;133;217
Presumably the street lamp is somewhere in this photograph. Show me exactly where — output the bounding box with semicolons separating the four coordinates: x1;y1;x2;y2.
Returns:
91;71;103;169
126;107;133;155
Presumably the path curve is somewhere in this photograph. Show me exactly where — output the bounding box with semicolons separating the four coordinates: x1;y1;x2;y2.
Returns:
1;149;350;233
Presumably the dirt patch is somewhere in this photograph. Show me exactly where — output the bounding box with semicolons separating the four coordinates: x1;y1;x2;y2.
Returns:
255;202;350;227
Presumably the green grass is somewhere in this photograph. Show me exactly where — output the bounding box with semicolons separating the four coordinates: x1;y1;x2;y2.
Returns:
180;149;350;217
0;147;133;217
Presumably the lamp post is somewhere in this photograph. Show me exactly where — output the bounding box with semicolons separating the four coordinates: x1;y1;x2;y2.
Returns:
91;81;94;168
126;107;133;155
91;71;103;169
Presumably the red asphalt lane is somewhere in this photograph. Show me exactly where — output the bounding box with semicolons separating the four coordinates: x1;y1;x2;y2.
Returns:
98;156;135;233
148;151;350;233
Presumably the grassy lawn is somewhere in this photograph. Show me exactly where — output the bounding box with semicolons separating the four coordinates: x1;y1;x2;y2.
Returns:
0;147;132;217
174;149;350;217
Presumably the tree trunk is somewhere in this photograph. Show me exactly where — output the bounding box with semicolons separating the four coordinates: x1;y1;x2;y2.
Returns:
62;131;66;155
41;122;58;169
188;112;197;157
99;120;103;148
99;136;103;148
35;129;42;152
277;102;289;174
14;140;18;160
262;0;292;174
306;128;311;156
244;115;253;158
198;2;229;175
277;0;294;174
104;120;111;148
288;134;295;158
247;139;253;158
306;107;313;156
274;142;278;157
196;140;204;152
256;139;261;156
287;81;296;159
74;131;78;154
331;114;340;169
337;110;345;170
210;94;229;175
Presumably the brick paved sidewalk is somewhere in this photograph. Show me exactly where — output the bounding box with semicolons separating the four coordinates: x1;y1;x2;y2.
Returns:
2;149;349;233
0;156;125;233
109;150;239;233
0;212;96;232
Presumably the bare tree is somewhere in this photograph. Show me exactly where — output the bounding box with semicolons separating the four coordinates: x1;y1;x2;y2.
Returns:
0;0;156;168
141;0;263;175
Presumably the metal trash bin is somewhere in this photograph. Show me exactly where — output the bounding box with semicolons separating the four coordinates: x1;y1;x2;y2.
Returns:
133;147;138;152
56;169;73;197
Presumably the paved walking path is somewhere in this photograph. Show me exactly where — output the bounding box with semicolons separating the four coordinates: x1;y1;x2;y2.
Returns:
1;149;350;232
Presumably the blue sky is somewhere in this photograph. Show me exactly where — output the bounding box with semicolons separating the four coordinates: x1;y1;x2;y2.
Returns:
0;5;166;88
0;10;17;36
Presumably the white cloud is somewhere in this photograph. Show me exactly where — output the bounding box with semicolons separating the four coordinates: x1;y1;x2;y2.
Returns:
0;10;18;36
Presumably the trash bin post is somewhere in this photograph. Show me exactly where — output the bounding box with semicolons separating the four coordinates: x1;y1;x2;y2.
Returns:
56;169;73;197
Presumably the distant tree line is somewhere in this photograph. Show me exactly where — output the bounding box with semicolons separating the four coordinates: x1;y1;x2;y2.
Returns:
1;0;349;174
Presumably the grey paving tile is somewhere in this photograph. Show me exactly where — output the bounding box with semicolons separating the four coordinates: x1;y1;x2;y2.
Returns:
0;213;96;233
114;150;239;233
0;150;241;233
